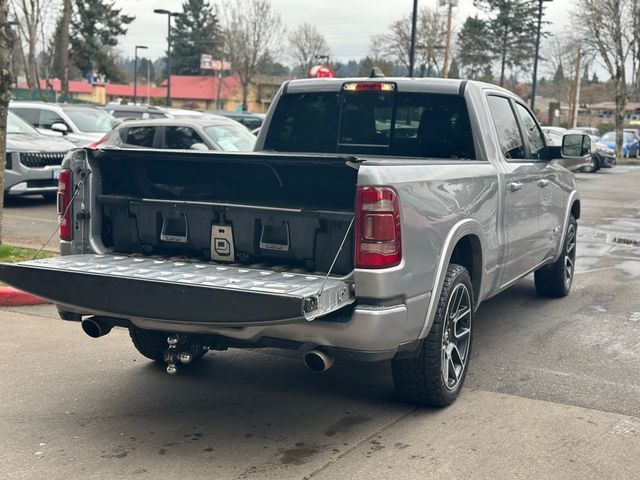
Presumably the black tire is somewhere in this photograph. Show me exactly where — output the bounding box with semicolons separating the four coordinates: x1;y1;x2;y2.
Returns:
535;215;577;298
392;264;474;407
129;327;207;363
588;156;599;173
58;309;82;321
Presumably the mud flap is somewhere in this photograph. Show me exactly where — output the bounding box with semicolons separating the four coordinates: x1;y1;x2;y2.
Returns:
0;255;354;326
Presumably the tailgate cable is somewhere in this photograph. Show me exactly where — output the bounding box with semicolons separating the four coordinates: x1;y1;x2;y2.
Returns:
32;177;84;260
318;216;354;297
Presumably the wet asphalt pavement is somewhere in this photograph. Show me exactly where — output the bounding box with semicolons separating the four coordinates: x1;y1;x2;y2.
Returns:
1;166;639;479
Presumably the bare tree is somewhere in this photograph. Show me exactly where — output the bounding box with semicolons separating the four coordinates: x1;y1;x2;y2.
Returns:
10;0;52;89
288;23;329;77
578;0;635;157
1;0;17;244
222;0;285;111
541;34;581;103
375;7;446;76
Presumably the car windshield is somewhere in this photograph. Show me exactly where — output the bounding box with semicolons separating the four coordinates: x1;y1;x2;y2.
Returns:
203;124;256;151
601;132;615;141
624;132;635;142
64;108;115;133
264;88;476;159
6;111;39;134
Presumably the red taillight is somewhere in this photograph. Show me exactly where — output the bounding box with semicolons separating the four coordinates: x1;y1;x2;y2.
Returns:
57;169;73;241
355;187;402;268
87;135;108;148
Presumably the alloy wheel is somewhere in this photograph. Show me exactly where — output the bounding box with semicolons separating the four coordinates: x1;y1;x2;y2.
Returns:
441;283;472;390
564;223;577;287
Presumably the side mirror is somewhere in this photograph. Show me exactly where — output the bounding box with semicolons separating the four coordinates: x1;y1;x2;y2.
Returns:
51;123;69;134
189;142;209;151
562;133;591;157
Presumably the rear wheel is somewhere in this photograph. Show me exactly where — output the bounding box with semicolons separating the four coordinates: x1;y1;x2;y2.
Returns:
534;215;577;298
392;264;474;407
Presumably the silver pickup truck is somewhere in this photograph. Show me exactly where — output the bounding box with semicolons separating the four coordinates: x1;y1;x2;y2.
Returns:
0;77;590;407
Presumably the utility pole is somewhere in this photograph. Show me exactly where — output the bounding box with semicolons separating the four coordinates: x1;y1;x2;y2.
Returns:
154;9;183;107
531;0;552;112
133;45;147;105
60;0;71;99
1;9;17;244
442;0;455;78
408;0;418;77
569;48;582;128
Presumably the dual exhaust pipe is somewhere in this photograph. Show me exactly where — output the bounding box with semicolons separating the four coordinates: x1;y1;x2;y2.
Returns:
81;317;113;338
81;317;335;374
303;349;334;373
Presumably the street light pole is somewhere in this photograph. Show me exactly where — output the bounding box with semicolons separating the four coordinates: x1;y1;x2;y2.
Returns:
408;0;418;77
154;9;183;107
133;45;147;105
530;0;552;112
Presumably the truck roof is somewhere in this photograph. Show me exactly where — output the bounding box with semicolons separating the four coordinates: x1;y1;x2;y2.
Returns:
284;77;515;98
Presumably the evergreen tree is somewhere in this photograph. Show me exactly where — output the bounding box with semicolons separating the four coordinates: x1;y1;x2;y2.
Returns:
70;0;134;83
456;16;494;80
474;0;539;86
553;64;565;83
171;0;220;76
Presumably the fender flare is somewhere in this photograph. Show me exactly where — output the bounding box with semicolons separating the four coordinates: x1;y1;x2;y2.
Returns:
417;219;486;340
555;190;580;261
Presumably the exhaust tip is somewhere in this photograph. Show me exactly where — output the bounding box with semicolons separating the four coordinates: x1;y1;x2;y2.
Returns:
303;349;334;373
81;318;112;338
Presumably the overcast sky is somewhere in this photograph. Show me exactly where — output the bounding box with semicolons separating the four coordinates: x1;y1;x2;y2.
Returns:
114;0;572;63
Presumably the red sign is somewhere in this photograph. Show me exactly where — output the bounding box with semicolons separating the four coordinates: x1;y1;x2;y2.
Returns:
308;65;335;78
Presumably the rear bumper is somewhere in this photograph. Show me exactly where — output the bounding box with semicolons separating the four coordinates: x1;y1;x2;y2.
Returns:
128;303;409;356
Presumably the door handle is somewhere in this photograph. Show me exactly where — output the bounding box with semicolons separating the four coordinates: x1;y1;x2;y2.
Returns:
537;179;550;188
508;182;522;192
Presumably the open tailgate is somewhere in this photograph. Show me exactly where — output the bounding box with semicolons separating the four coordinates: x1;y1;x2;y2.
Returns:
0;255;354;325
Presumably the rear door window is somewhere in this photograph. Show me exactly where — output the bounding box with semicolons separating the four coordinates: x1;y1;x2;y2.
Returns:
120;126;157;147
487;96;525;160
165;126;206;149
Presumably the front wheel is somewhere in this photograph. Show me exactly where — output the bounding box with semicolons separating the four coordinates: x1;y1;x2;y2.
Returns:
392;264;474;407
534;215;577;298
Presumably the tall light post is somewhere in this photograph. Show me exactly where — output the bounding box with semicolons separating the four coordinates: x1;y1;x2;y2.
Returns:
530;0;552;112
133;45;147;105
408;0;418;77
154;8;183;107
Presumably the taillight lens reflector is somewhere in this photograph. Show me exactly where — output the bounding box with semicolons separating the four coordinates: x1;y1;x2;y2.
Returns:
58;169;73;241
356;187;401;268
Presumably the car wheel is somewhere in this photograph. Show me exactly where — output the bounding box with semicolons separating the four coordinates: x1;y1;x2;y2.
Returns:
129;327;207;363
392;263;474;407
587;156;598;173
534;215;577;298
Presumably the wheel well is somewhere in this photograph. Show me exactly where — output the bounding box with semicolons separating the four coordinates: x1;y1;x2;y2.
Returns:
571;200;581;220
449;234;482;301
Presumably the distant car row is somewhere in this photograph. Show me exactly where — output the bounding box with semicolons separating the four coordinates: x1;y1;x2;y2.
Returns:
542;125;640;172
4;101;264;197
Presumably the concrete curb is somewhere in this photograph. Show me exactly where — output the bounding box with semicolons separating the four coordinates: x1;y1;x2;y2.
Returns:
0;287;50;307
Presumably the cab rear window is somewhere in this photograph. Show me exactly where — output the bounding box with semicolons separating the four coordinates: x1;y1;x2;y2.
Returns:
264;90;475;160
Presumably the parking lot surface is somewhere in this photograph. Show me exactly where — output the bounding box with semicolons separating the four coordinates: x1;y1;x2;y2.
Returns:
1;167;640;479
